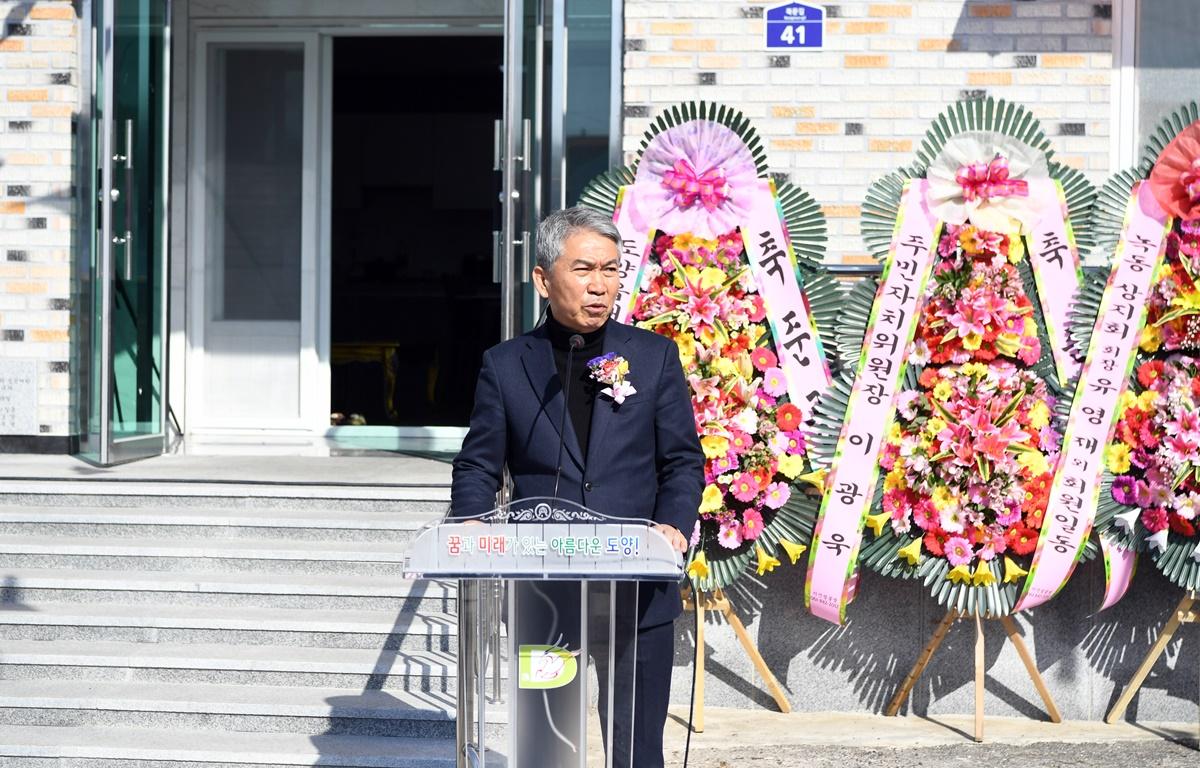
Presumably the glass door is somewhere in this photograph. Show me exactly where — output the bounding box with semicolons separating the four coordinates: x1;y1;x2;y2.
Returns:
84;0;171;465
499;0;620;339
498;0;535;340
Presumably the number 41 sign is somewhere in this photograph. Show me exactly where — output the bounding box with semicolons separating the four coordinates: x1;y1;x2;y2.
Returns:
766;2;825;50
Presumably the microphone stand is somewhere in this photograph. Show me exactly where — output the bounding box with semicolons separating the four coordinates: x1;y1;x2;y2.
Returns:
552;333;584;499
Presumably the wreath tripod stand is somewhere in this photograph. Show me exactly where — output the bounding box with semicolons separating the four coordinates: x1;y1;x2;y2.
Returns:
1105;591;1197;723
885;609;1062;742
681;586;792;732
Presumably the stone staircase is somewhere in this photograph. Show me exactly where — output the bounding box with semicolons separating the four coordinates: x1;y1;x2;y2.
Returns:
0;486;462;767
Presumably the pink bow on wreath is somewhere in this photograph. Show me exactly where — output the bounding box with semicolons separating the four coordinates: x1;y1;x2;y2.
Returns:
955;154;1029;204
661;158;731;212
1180;158;1200;205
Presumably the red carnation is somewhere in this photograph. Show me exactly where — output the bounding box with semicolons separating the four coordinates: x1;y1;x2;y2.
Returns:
1168;513;1196;538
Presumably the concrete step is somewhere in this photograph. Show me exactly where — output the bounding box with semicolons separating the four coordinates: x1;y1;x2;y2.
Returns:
0;725;460;767
0;568;456;613
0;480;451;503
0;535;415;576
0;493;450;515
0;681;463;739
0;504;444;543
0;640;464;692
0;602;458;651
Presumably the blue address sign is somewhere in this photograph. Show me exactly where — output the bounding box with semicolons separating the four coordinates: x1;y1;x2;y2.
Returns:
765;2;825;50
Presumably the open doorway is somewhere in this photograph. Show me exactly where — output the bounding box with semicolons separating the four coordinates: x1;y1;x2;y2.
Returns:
330;36;503;428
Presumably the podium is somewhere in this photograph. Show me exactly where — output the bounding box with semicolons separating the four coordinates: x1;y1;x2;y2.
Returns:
403;497;684;768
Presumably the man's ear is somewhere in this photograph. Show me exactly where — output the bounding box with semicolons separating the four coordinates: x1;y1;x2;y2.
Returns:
531;265;551;299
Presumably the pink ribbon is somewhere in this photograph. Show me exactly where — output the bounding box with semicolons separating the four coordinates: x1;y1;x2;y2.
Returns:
1181;158;1200;205
661;159;731;212
956;155;1029;204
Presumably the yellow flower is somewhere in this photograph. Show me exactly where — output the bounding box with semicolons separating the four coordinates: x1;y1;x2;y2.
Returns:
699;267;727;291
798;467;827;492
1137;390;1159;410
1008;235;1026;263
1117;390;1138;416
947;564;974;584
1028;400;1050;430
866;511;891;537
961;330;984;350
959;226;983;255
926;417;946;436
933;381;953;401
994;332;1021;357
674;335;696;367
887;421;903;444
700;435;730;460
1023;317;1037;337
1016;449;1050;477
699;484;724;513
1105;442;1132;474
931;485;955;512
1171;289;1200;314
780;539;808;564
687;550;710;581
748;324;767;345
883;468;907;492
972;564;997;587
755;544;781;576
1004;556;1029;584
777;453;806;479
1140;323;1162;353
736;352;754;381
961;362;987;377
713;357;739;379
897;538;922;566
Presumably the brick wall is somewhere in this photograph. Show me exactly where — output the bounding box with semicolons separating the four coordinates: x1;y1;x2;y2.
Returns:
623;0;1114;263
0;0;77;444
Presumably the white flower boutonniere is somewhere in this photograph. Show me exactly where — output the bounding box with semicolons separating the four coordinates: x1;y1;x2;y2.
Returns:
588;352;637;405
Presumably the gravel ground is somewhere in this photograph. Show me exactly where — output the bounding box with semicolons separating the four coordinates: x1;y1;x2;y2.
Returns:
677;739;1200;768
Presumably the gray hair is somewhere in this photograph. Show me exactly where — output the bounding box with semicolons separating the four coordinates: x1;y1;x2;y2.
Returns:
535;207;621;271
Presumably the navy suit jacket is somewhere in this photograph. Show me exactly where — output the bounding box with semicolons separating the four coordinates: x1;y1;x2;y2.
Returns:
450;319;705;628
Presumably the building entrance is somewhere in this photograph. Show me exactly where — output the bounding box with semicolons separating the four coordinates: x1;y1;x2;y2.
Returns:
329;36;502;428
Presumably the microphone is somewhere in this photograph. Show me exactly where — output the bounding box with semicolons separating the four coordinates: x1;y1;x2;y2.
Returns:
552;334;585;499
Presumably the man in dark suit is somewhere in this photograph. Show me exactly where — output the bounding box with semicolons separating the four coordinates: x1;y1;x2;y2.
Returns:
451;206;704;767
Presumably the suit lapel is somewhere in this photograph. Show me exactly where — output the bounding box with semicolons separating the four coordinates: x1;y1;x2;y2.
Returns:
520;331;585;470
585;322;633;465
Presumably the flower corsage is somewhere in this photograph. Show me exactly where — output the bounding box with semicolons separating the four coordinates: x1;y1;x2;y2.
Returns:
588;352;636;405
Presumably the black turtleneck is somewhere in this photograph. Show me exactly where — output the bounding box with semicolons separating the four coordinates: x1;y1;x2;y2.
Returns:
546;311;607;459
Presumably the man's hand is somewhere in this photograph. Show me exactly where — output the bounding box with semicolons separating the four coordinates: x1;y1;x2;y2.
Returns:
653;523;688;553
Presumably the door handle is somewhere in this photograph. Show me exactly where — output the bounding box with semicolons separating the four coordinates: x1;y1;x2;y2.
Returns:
493;119;503;171
519;118;531;172
117;116;135;278
516;230;531;284
491;230;501;284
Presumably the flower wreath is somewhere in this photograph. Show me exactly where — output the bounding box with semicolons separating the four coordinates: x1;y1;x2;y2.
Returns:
579;102;843;590
1074;103;1200;592
813;98;1097;616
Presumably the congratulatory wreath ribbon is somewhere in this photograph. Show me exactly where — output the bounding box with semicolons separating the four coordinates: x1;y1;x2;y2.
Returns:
805;182;940;625
612;180;832;416
1026;180;1086;386
1016;182;1173;612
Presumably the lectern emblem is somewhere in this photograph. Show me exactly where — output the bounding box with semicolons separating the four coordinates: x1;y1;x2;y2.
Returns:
518;644;579;689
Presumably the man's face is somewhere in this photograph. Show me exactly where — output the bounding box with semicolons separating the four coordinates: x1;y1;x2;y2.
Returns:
532;231;620;333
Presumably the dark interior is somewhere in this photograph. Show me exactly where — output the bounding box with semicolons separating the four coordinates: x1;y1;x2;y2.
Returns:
330;35;502;427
